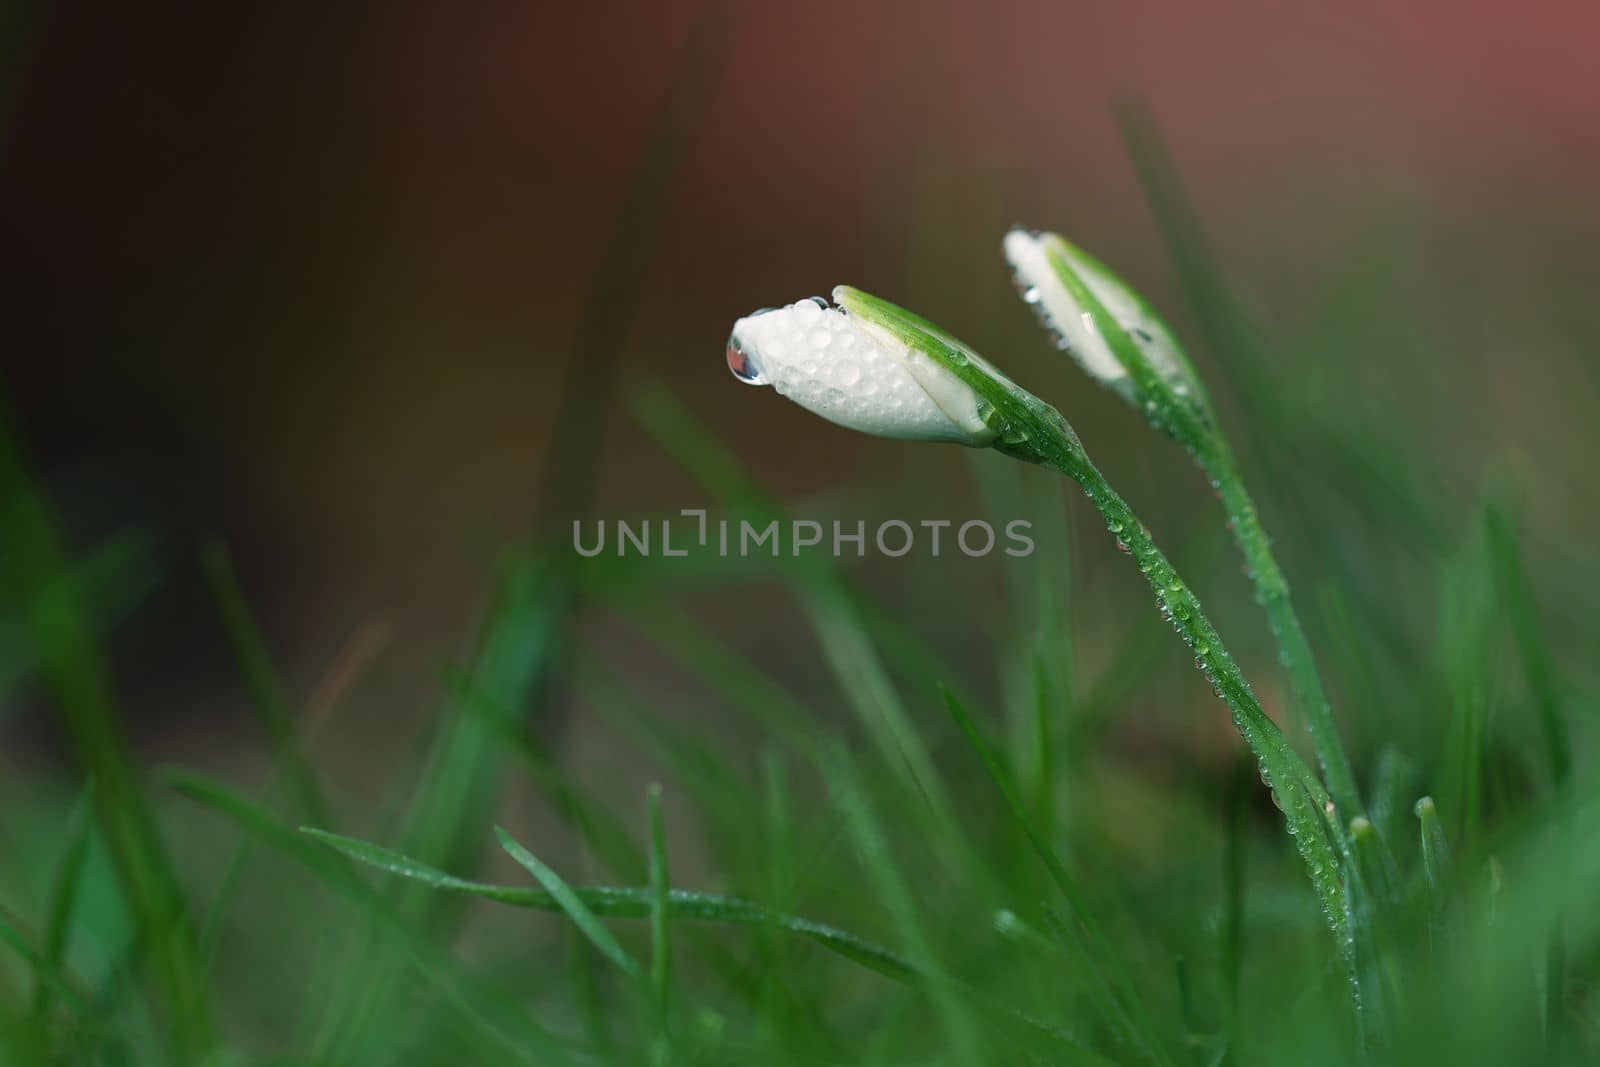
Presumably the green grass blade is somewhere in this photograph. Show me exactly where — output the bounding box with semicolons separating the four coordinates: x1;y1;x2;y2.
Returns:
0;905;91;1018
1218;755;1249;1056
941;685;1170;1066
647;784;672;1061
1415;796;1453;912
311;552;564;1059
1483;500;1571;1050
446;665;647;882
0;401;215;1062
163;771;568;1059
1483;504;1570;786
30;781;96;1027
821;746;989;1065
628;380;966;854
199;541;330;824
496;826;645;983
302;827;918;982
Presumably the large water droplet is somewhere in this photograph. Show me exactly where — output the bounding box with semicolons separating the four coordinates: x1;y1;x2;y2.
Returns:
726;333;766;384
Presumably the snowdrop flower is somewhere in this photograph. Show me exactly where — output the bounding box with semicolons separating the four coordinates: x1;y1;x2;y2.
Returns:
1004;228;1210;437
726;286;1004;446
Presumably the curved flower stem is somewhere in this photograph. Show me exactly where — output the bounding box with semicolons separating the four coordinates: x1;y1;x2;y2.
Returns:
1197;434;1363;819
1014;432;1360;1007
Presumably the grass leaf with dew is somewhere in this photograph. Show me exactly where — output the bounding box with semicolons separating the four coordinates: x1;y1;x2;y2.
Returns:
307;824;1092;1059
300;828;917;981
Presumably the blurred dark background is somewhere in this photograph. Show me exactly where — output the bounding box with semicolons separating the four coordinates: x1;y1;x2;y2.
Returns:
3;0;1598;784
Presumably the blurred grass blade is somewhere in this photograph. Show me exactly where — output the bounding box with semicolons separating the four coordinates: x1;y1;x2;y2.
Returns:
1;906;92;1017
629;380;964;849
199;541;329;824
313;553;564;1059
821;746;988;1064
496;826;645;982
1483;499;1571;1048
447;665;646;882
0;400;215;1061
1483;504;1570;786
31;781;96;1027
164;770;567;1059
1220;755;1248;1055
647;784;672;1059
1415;796;1452;919
941;685;1169;1066
531;0;735;544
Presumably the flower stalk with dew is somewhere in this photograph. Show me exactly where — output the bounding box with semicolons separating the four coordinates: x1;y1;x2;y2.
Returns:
725;288;1359;998
1004;228;1363;822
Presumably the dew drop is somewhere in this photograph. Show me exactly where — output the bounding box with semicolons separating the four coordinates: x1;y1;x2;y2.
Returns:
829;361;862;387
726;334;766;384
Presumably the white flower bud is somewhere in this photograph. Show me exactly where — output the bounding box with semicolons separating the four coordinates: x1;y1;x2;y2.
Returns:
1004;228;1198;403
726;288;998;446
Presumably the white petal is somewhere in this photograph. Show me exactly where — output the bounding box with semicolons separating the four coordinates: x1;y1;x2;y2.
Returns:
1052;241;1188;387
728;299;993;444
1004;229;1127;384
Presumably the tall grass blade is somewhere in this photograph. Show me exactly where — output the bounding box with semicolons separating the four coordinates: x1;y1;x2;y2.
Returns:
821;747;988;1064
0;401;215;1062
647;784;672;1061
941;685;1171;1066
1484;500;1571;1049
30;781;96;1029
199;541;330;824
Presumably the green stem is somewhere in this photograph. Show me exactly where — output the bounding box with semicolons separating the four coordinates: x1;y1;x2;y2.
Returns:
1013;432;1359;1004
1199;435;1363;818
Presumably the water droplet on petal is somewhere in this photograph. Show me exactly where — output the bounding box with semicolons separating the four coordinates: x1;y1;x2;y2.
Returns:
828;361;862;387
726;334;766;384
